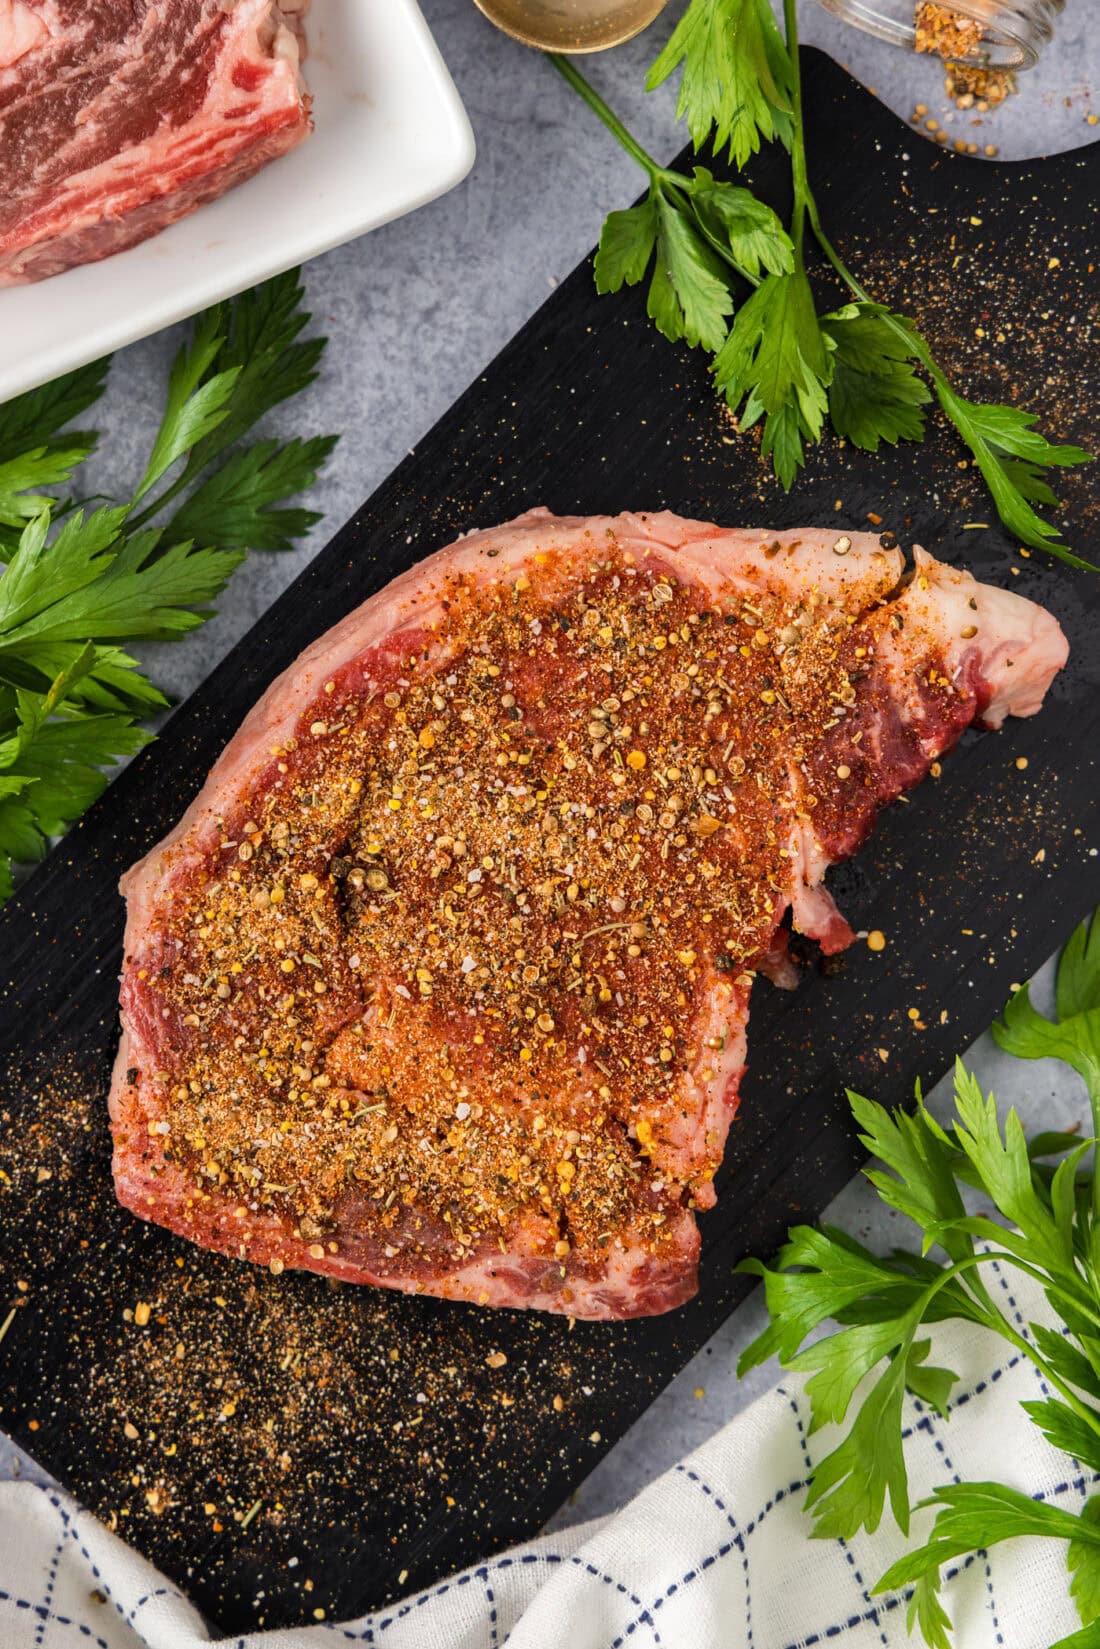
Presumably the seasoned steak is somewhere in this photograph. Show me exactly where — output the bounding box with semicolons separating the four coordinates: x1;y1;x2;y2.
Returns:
110;510;1067;1318
0;0;311;286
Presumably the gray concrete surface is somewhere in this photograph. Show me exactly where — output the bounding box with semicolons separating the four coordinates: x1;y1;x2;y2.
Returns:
2;0;1097;1561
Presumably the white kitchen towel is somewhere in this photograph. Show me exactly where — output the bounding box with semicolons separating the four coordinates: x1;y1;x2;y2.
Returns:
0;1256;1092;1649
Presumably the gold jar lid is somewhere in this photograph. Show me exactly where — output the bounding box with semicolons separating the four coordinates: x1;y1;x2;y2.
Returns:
473;0;671;54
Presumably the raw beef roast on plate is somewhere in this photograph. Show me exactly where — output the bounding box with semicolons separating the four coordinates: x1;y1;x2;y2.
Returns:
111;510;1068;1319
0;0;312;286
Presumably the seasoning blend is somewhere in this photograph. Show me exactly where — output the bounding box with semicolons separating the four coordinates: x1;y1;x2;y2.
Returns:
812;0;1063;69
472;0;670;52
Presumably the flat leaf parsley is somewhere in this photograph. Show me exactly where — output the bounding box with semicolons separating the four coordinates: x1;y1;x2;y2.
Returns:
0;270;337;902
741;912;1100;1647
553;0;1092;567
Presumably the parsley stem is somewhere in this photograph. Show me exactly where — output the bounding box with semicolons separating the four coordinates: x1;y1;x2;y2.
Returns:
781;0;808;258
778;23;948;396
549;57;762;292
548;54;663;183
128;466;194;532
808;210;1097;569
915;1250;1100;1441
779;37;1020;542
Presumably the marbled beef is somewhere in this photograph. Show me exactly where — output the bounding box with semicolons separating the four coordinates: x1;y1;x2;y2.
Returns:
0;0;311;286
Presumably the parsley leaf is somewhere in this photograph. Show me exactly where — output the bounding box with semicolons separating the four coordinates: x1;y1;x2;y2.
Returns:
1069;1498;1100;1628
0;645;149;893
801;1326;918;1537
0;509;241;726
821;303;932;452
128;270;333;543
686;169;793;281
993;913;1100;1130
849;1084;975;1266
791;1315;955;1436
143;269;329;519
1022;1398;1100;1476
163;436;338;554
594;200;659;294
713;269;832;487
0;642;168;716
133;306;240;504
1050;1623;1100;1648
738;1224;929;1372
949;1065;1079;1280
0;357;108;461
0;508;126;634
931;380;1094;567
0;362;107;553
0;511;243;655
876;1482;1100;1592
907;1570;953;1649
593;173;790;357
647;191;733;352
0;445;96;531
20;530;243;647
646;0;794;166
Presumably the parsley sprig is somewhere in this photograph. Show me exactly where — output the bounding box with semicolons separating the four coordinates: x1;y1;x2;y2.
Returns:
0;271;336;901
552;0;1093;568
741;911;1100;1647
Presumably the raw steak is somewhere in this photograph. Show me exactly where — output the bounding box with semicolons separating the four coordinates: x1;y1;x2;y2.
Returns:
111;510;1068;1319
0;0;312;287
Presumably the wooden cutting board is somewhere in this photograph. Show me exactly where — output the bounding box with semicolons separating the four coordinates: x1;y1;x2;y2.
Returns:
1;50;1097;1635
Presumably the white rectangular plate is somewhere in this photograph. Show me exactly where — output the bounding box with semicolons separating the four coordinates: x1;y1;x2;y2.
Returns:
0;0;475;403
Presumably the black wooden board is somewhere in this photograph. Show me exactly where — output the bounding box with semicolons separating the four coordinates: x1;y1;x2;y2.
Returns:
1;52;1098;1636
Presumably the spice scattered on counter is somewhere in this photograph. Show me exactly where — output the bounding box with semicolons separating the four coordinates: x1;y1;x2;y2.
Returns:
944;59;1016;112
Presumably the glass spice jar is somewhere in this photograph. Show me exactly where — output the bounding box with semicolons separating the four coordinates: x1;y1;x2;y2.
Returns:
812;0;1064;69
